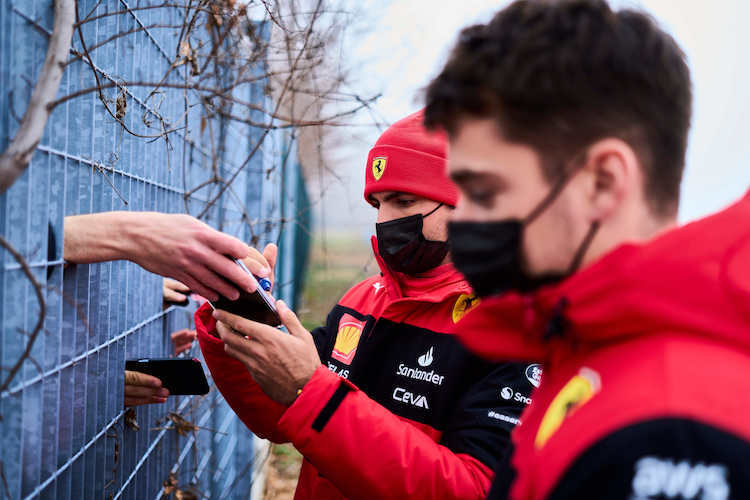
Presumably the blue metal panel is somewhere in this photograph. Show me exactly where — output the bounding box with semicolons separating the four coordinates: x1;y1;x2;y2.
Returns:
0;2;309;499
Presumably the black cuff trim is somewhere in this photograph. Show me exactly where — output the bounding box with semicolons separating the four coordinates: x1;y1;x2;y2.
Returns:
312;381;353;432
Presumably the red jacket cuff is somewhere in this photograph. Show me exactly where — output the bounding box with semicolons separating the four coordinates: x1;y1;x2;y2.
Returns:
195;301;290;442
277;366;355;442
195;302;221;343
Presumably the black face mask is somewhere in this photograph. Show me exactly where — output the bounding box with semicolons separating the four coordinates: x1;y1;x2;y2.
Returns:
376;204;449;275
448;179;600;298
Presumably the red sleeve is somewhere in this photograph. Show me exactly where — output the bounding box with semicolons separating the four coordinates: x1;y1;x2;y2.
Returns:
195;303;289;443
277;366;495;499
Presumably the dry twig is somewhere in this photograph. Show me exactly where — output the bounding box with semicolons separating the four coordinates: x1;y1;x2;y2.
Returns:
0;236;47;395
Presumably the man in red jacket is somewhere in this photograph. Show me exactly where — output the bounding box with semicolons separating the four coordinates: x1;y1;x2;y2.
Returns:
196;111;536;499
424;1;750;499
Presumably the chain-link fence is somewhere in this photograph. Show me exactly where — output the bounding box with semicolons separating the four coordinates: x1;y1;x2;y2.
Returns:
0;1;311;498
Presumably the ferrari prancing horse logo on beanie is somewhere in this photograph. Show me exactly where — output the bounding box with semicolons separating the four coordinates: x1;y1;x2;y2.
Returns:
372;156;387;181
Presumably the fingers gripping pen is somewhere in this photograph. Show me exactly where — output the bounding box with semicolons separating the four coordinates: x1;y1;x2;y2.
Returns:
234;259;272;292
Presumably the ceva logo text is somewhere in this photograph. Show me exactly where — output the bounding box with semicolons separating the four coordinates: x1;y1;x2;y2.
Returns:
392;387;429;409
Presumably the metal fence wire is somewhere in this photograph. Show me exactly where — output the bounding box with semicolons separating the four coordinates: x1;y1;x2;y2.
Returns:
0;1;310;498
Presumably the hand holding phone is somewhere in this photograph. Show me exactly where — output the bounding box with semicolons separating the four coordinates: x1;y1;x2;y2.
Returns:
125;358;209;395
124;370;169;406
209;259;281;326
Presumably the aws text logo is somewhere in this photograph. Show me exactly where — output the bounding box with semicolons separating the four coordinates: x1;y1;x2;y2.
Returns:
632;456;729;500
331;314;364;365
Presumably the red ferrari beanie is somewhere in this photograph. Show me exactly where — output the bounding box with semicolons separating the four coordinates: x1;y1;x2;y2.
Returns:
363;109;459;207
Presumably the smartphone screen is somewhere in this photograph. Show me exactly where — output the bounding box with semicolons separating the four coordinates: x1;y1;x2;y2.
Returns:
209;259;282;327
125;358;210;395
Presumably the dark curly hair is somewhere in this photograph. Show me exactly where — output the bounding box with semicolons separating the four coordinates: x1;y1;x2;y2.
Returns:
424;0;691;217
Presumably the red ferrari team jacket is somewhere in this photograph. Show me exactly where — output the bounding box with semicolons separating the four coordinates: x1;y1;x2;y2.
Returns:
196;239;535;500
457;190;750;500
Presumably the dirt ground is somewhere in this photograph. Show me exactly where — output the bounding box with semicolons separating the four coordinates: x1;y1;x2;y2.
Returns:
262;444;303;500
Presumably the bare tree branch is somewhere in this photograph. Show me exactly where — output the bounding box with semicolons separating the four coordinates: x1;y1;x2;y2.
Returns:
0;0;75;195
0;236;47;395
0;0;379;495
196;0;327;219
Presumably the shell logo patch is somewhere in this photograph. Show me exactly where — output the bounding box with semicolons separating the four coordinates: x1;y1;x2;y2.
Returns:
535;367;601;449
372;156;387;181
452;294;480;323
331;314;365;365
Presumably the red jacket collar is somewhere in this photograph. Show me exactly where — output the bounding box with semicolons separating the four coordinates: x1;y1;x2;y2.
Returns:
456;190;750;362
370;235;471;303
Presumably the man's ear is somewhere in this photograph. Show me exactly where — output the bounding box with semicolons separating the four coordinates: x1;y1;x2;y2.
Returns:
582;138;640;221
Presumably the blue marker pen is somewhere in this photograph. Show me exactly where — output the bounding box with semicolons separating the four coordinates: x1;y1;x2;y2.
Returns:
234;259;272;293
257;277;272;292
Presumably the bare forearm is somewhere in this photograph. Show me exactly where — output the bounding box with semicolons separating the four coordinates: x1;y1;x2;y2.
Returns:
63;211;254;300
63;211;136;263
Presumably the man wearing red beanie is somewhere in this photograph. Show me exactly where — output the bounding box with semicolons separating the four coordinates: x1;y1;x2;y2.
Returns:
194;110;535;499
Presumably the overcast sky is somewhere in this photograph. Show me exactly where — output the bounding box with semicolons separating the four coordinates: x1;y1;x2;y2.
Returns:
320;0;750;236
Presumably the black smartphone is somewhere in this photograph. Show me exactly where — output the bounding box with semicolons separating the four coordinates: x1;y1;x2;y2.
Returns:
209;259;282;327
125;358;210;395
